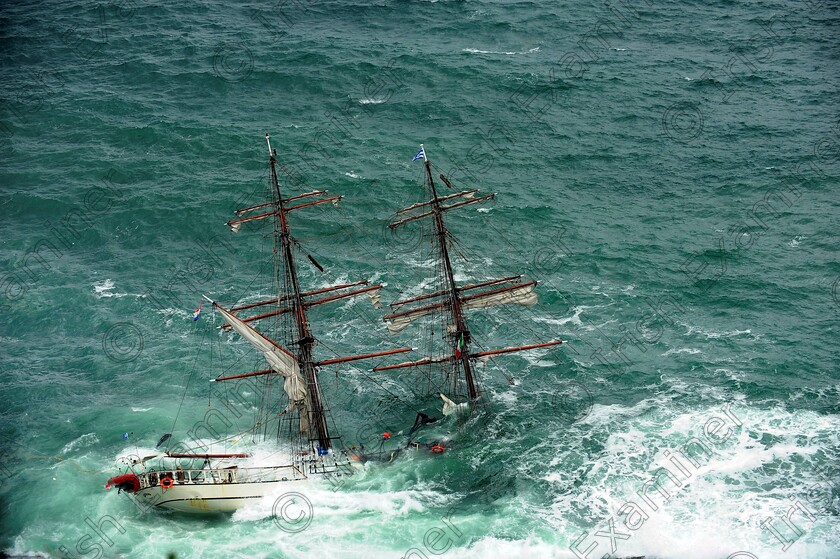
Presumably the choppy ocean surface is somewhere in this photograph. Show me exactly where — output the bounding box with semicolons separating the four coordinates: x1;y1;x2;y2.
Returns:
1;1;839;558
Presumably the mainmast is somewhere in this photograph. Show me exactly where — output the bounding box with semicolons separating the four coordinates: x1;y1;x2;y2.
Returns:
422;149;478;400
381;145;564;401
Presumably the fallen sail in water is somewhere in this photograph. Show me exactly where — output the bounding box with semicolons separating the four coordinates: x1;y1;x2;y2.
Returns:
440;393;469;416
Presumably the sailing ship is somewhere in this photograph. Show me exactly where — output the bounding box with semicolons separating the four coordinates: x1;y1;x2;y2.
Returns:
104;138;563;514
105;134;412;513
374;145;564;422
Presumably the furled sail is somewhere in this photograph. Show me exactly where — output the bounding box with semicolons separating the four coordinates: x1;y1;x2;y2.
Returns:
462;282;538;310
385;303;440;334
210;300;311;434
385;282;538;334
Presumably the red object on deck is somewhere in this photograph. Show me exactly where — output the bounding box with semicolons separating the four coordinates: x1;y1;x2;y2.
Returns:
105;473;140;493
382;432;391;439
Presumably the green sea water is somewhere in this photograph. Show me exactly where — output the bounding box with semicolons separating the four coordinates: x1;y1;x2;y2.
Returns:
1;1;839;558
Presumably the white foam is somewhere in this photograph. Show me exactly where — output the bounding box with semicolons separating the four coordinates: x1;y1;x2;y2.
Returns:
684;325;756;339
447;537;565;558
463;48;518;55
463;47;540;56
544;398;840;559
93;279;127;298
60;433;98;454
533;305;585;327
661;347;702;356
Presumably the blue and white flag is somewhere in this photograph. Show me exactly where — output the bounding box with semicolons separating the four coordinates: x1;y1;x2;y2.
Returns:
412;147;426;162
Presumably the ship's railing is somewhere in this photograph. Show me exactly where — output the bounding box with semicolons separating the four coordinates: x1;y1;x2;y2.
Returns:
138;465;305;489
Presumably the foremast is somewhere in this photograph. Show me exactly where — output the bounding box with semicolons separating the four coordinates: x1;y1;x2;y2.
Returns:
210;134;412;453
266;133;330;450
380;145;564;402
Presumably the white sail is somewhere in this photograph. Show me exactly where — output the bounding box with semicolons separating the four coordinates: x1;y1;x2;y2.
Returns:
212;301;311;433
386;307;434;334
440;393;469;416
385;283;538;334
463;282;538;310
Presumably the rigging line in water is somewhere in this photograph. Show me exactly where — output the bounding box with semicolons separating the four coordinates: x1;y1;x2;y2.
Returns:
316;196;399;274
478;217;598;350
284;241;404;349
215;362;260;441
315;337;429;417
470;309;555;380
28;456;104;475
167;319;211;449
492;295;574;362
214;344;253;377
481;295;570;365
467;335;513;386
211;308;269;432
414;307;453;398
175;412;284;455
229;257;272;311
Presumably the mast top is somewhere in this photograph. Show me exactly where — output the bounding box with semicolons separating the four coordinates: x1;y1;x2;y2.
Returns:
265;133;273;156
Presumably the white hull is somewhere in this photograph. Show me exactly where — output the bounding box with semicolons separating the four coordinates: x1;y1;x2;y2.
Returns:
134;479;298;513
113;459;357;514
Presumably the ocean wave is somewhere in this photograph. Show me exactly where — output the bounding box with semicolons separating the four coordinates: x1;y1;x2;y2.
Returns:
60;433;99;455
462;47;540;56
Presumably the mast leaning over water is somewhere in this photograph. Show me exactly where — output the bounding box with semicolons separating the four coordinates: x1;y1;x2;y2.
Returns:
421;149;478;400
104;135;420;513
265;133;331;451
381;144;565;407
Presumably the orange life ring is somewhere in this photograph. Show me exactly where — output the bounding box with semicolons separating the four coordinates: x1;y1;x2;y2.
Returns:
160;477;174;489
431;445;444;453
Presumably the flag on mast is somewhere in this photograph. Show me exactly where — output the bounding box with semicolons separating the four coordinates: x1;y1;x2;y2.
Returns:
193;300;202;321
413;145;426;161
455;333;465;358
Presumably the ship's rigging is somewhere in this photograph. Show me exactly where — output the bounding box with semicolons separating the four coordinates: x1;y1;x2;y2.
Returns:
378;145;564;407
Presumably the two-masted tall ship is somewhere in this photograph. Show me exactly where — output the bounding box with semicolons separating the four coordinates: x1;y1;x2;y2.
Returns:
105;134;412;513
104;138;563;514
